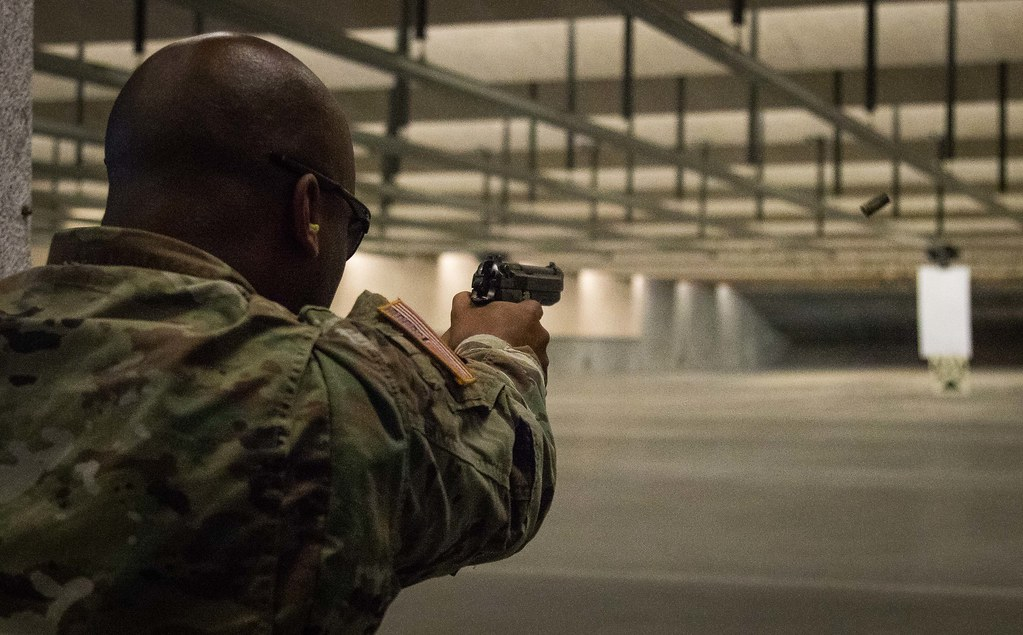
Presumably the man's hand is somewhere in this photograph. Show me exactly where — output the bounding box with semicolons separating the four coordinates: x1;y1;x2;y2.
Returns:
443;291;550;374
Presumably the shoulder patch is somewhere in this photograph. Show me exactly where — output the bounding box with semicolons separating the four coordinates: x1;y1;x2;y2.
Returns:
377;299;476;386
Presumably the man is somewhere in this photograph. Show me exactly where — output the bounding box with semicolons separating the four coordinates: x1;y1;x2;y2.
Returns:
0;33;554;633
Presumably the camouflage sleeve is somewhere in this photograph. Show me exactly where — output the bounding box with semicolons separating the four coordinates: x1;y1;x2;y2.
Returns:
303;295;555;593
456;334;546;388
396;333;556;586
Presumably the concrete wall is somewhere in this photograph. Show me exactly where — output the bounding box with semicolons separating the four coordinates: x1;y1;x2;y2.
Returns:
0;0;32;277
636;278;677;371
332;252;440;325
714;283;790;370
434;252;479;327
547;337;639;375
330;254;786;374
633;279;789;373
576;269;639;338
674;281;719;370
552;277;789;375
539;270;641;375
543;272;579;337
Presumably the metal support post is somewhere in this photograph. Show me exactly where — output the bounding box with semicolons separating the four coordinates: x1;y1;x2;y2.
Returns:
674;76;686;198
590;142;601;233
625;119;636;222
50;138;61;200
944;0;957;158
746;0;761;165
381;0;415;231
566;19;577;169
892;105;902;218
698;143;709;238
415;0;428;40
134;0;147;55
480;149;493;234
75;42;86;168
500;117;512;217
622;14;634;123
755;156;765;222
832;70;843;195
935;140;946;239
527;82;539;202
941;0;957;157
816;137;827;237
731;0;746;26
865;0;877;112
998;61;1008;192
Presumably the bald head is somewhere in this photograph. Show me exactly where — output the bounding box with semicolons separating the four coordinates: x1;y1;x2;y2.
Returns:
102;33;357;312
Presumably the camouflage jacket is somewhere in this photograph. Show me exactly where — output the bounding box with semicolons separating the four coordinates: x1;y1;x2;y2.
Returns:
0;227;555;634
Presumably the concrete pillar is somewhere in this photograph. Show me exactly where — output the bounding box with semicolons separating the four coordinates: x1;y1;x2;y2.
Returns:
1;0;32;277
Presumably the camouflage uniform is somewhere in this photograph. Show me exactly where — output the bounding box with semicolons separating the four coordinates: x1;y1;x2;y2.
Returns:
0;227;555;634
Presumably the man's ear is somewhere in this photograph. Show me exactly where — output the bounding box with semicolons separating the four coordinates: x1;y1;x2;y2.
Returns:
291;173;321;257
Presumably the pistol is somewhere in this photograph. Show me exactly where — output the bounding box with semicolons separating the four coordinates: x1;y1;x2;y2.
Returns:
470;256;564;306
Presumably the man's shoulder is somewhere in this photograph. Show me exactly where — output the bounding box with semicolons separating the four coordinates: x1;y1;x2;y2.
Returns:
301;292;480;417
301;291;413;385
0;260;319;429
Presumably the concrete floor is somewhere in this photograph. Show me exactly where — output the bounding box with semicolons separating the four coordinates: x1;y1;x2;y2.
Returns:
380;369;1023;634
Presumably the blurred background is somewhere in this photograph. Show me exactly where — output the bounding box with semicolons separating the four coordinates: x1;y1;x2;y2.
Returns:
22;0;1023;631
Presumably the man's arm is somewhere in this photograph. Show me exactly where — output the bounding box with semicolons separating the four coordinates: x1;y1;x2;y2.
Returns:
394;292;553;584
306;291;554;592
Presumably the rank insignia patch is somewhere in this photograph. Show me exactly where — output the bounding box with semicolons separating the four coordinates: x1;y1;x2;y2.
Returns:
378;298;477;386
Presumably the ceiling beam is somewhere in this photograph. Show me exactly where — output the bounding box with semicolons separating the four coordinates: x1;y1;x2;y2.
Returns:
31;53;750;237
35;49;131;87
32;115;934;259
162;0;875;230
30;114;714;238
602;0;1020;225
